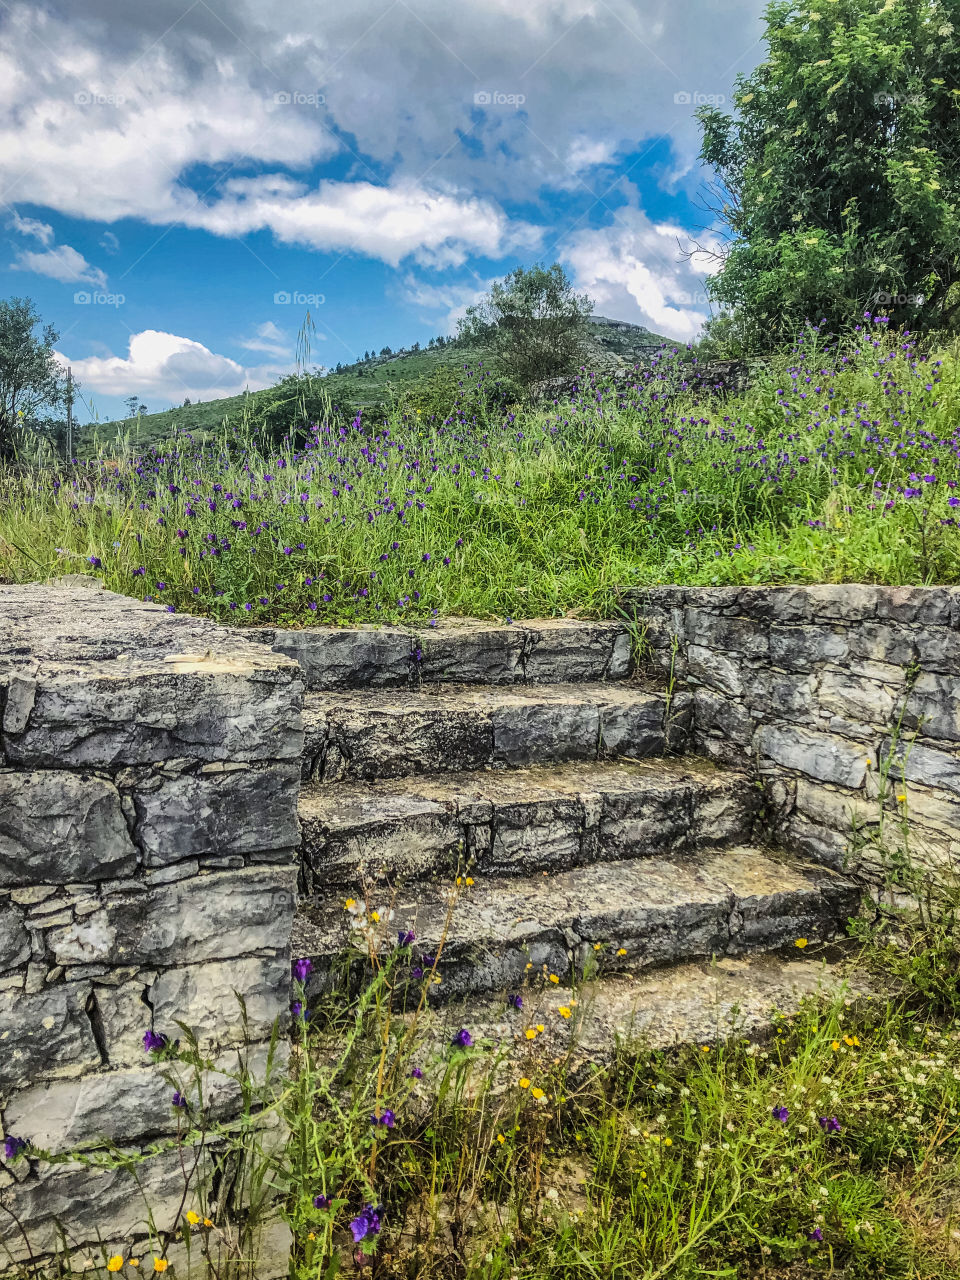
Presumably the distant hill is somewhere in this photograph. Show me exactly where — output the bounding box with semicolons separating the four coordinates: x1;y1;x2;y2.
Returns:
80;315;670;455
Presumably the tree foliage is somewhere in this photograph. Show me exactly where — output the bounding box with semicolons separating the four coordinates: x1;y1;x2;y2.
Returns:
457;263;593;388
696;0;960;351
0;297;68;459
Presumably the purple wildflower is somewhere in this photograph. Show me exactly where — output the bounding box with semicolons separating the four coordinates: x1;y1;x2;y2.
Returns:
397;930;416;947
143;1029;167;1053
350;1204;383;1244
818;1116;841;1133
172;1091;188;1109
451;1029;474;1049
808;1227;823;1242
508;994;523;1010
410;1067;423;1079
3;1136;28;1160
313;1194;332;1209
371;1109;395;1128
293;957;313;983
772;1105;789;1122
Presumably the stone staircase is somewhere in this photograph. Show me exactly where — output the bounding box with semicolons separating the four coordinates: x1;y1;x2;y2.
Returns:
286;619;861;1051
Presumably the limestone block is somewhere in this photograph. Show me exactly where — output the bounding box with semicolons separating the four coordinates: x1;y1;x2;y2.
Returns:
272;625;412;689
756;723;870;789
903;672;960;742
817;669;898;730
4;1043;284;1154
47;867;298;968
131;763;300;864
0;899;30;972
0;771;136;886
0;982;100;1089
149;956;290;1048
686;644;743;697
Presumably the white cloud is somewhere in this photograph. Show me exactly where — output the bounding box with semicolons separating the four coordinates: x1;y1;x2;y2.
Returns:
239;320;290;359
8;211;54;244
12;243;107;287
56;330;290;402
561;210;720;342
99;230;120;254
401;274;493;334
0;0;766;263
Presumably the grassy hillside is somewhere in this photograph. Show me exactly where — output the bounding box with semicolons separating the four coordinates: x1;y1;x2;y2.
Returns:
79;316;669;455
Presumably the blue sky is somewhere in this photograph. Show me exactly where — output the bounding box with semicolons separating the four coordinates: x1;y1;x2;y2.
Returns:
0;0;767;423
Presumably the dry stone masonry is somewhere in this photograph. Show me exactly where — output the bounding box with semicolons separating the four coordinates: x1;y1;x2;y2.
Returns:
4;579;950;1274
0;579;302;1273
627;584;960;873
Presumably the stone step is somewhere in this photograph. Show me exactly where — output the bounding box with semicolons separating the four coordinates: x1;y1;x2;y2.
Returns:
250;618;633;690
298;757;754;891
410;952;865;1070
301;682;690;782
294;846;859;1002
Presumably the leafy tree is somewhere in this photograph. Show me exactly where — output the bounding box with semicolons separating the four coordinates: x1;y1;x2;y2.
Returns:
694;0;960;350
458;263;593;387
0;297;68;459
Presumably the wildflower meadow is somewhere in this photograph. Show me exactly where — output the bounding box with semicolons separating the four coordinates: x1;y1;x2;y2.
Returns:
2;320;960;624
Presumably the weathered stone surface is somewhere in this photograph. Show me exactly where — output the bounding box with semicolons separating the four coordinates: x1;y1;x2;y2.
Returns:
0;771;137;886
4;1043;283;1154
299;759;753;888
149;956;290;1047
0;1148;192;1261
47;867;298;967
0;898;30;973
270;625;413;689
295;846;855;999
0;982;100;1089
414;952;867;1068
756;724;870;789
686;644;743;698
132;763;300;864
0;581;302;767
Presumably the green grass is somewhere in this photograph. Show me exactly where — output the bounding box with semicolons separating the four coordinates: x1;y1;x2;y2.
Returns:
14;826;960;1280
77;317;667;456
2;323;959;626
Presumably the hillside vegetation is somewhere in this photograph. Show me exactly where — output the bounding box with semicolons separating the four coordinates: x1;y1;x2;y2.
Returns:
81;316;668;456
2;321;958;627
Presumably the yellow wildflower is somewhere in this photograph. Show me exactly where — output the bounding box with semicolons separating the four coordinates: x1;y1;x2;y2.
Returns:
531;1087;545;1100
831;1040;840;1051
107;1258;124;1273
525;1028;537;1040
496;1133;505;1144
153;1262;168;1274
465;877;474;886
701;1045;711;1053
186;1211;201;1226
370;910;380;922
344;898;356;910
617;948;627;956
549;974;560;984
795;938;808;949
536;1024;545;1033
519;1077;531;1089
897;794;906;803
558;1006;572;1019
593;942;602;952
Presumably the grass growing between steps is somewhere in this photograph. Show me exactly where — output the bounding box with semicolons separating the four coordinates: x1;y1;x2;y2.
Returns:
11;890;960;1280
2;321;960;624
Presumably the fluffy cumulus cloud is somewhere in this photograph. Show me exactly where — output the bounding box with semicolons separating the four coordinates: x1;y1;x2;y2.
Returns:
0;0;764;264
562;210;721;341
57;330;289;402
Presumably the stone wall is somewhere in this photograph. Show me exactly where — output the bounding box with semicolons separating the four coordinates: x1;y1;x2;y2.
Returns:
0;579;303;1272
626;584;960;874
